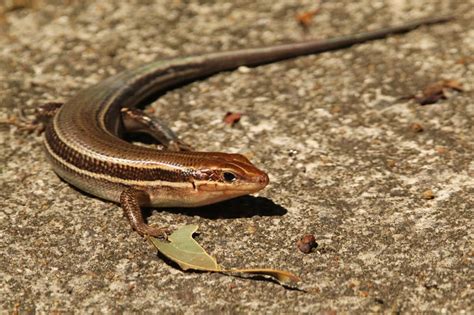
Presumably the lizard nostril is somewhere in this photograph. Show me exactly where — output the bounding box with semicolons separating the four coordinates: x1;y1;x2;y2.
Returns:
259;173;269;186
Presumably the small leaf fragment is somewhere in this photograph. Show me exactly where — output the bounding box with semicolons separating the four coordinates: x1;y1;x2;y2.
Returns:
148;225;221;271
296;8;320;29
400;79;463;105
416;79;463;105
223;112;242;126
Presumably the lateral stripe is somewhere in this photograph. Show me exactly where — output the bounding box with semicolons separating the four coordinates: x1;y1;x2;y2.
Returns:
51;116;189;172
44;137;197;188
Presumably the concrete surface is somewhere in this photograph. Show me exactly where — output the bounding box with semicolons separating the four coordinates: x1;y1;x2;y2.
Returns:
0;0;472;313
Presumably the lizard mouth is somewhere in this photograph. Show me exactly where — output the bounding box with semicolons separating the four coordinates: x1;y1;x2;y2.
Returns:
194;175;269;194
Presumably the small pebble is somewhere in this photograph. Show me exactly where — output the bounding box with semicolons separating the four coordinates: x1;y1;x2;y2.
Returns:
410;122;424;133
422;189;435;200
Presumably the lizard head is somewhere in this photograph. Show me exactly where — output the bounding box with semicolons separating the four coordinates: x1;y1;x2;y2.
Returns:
187;152;269;205
146;152;269;207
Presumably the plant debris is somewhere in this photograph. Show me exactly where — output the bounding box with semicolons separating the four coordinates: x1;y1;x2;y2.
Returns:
296;8;320;30
406;79;463;105
148;225;301;288
223;112;242;126
455;56;474;65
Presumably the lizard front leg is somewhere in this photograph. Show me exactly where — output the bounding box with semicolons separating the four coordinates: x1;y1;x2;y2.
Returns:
120;187;169;238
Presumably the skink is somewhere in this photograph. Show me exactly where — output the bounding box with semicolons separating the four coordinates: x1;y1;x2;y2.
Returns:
40;16;451;237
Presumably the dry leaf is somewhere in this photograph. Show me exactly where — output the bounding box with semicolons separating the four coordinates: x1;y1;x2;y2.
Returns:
223;112;242;126
415;79;463;105
442;79;463;91
148;225;221;271
149;225;301;287
296;8;320;28
455;56;474;65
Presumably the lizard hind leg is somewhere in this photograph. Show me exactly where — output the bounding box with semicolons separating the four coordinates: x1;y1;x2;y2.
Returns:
121;107;192;151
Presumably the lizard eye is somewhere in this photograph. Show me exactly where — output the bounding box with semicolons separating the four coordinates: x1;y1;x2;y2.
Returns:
223;172;237;182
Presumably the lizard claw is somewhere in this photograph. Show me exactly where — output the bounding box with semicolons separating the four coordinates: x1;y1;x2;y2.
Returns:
140;224;170;240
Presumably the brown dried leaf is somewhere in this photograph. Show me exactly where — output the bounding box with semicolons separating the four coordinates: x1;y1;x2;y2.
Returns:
455;56;474;65
415;79;463;105
296;8;320;28
442;79;463;91
223;112;242;126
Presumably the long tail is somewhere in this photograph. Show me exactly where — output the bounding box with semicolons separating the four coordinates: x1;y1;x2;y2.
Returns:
118;15;453;108
206;15;454;69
